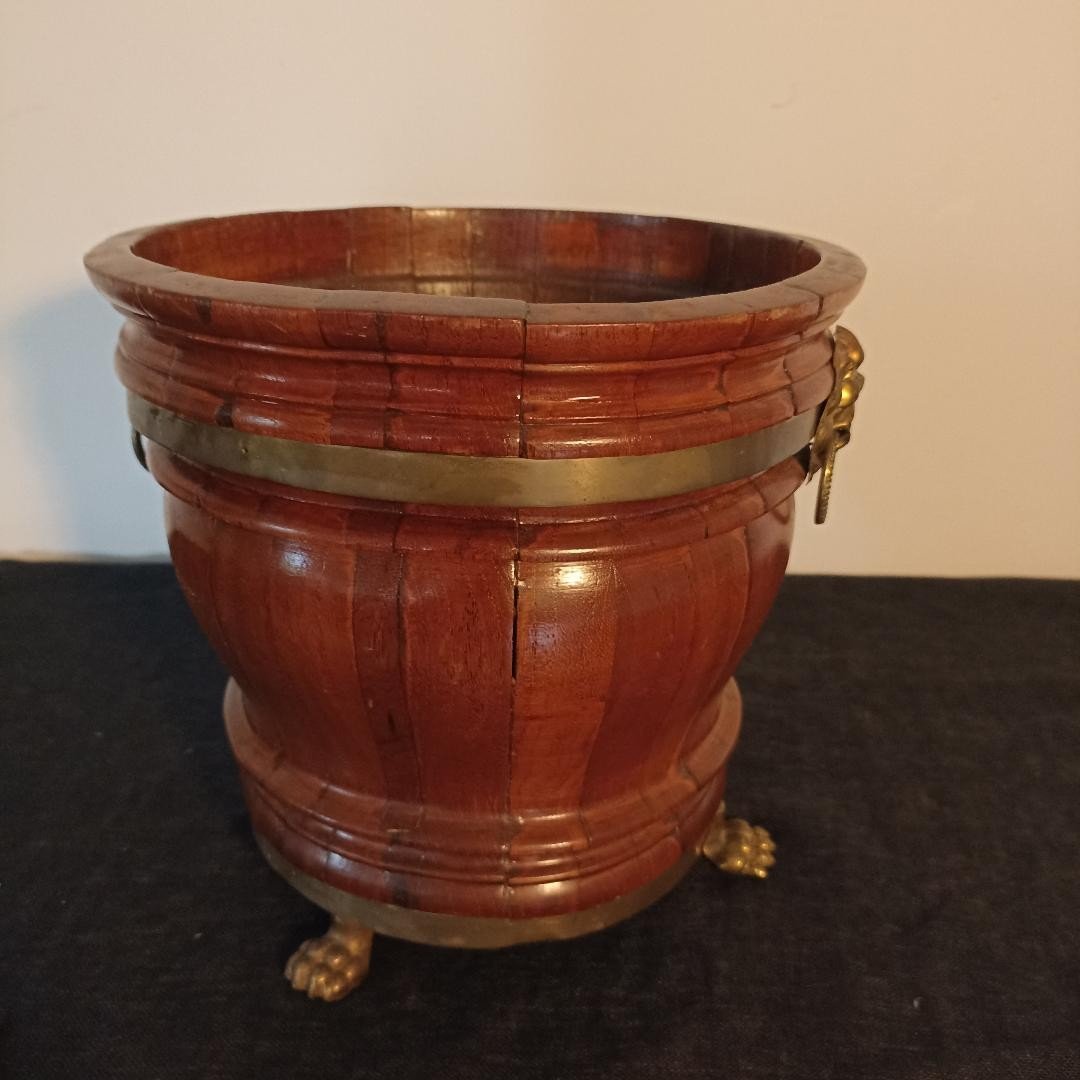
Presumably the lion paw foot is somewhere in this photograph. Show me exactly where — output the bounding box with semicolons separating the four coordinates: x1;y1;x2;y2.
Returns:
702;815;776;879
284;917;373;1001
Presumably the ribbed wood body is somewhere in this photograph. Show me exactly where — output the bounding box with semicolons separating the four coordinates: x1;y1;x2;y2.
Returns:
86;207;864;927
155;448;798;916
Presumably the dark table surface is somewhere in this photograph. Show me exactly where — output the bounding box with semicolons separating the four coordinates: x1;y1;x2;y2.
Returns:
2;563;1078;1080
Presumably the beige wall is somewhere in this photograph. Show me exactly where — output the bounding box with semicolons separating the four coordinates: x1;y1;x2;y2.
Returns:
2;1;1077;575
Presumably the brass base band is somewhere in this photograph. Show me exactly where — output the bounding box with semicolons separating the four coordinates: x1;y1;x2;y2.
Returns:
129;392;817;507
256;834;700;949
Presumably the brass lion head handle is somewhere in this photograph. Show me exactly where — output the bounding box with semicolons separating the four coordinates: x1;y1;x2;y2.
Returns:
809;326;864;524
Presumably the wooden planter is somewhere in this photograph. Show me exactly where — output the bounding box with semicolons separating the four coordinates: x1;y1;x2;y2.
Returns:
86;208;865;1000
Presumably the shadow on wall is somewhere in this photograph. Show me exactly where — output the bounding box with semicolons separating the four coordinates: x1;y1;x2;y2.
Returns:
8;286;168;557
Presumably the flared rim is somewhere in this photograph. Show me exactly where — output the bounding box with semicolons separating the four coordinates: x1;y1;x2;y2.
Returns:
84;206;865;336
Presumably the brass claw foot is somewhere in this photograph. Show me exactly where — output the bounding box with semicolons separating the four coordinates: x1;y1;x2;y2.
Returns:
701;812;776;879
285;916;374;1001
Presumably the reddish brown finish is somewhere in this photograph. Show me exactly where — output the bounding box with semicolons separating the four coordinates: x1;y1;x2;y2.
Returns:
86;208;864;925
90;207;862;461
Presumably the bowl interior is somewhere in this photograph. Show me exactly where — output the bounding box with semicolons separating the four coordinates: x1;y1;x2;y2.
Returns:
131;208;820;305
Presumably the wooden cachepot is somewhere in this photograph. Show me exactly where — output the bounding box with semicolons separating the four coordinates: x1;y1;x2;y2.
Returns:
85;208;865;1000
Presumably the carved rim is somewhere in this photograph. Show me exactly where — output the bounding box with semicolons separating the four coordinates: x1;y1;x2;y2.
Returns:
84;207;865;348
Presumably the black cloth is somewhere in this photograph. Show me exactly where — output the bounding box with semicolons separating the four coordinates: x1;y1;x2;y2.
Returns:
2;562;1078;1080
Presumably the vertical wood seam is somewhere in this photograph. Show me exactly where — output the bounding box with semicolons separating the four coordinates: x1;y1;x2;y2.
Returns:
392;513;423;822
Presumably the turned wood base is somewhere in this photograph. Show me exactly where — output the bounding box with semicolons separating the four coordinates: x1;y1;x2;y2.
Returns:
228;676;745;922
272;801;775;1001
232;669;778;998
227;652;777;999
260;833;702;950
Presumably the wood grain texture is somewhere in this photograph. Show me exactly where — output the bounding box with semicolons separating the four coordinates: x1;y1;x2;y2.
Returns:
87;207;864;924
93;208;863;459
153;444;799;918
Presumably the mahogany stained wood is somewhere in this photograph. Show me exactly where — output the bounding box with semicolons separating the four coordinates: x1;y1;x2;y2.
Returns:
89;207;864;460
85;208;864;927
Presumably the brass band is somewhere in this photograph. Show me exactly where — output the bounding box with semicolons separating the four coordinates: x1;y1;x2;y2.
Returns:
256;834;700;949
129;392;817;507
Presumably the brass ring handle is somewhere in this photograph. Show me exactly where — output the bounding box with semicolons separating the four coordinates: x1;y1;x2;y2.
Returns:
808;326;864;523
